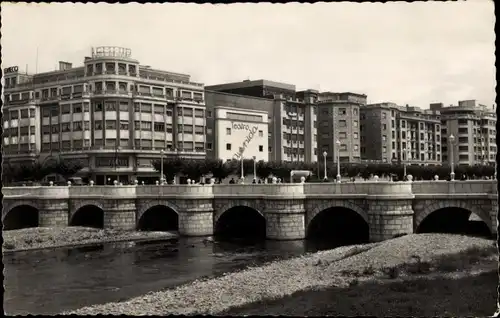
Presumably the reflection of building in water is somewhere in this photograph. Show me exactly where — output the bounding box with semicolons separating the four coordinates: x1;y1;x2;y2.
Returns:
211;106;268;161
3;46;206;184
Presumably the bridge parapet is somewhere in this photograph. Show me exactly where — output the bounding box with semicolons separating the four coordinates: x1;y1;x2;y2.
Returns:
410;180;497;197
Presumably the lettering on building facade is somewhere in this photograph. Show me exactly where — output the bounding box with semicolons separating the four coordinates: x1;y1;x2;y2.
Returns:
232;123;259;160
4;66;19;74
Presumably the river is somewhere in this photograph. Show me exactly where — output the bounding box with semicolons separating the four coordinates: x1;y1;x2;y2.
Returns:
4;237;341;315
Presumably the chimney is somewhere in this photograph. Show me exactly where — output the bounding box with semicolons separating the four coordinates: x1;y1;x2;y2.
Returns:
58;61;72;71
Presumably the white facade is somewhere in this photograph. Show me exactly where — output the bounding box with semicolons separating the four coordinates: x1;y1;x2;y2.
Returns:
214;106;269;162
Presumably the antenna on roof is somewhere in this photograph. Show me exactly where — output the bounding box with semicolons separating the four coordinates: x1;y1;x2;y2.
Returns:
35;47;39;74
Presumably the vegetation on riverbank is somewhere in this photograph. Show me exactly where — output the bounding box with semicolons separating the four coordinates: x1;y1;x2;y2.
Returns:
64;234;497;316
2;227;178;253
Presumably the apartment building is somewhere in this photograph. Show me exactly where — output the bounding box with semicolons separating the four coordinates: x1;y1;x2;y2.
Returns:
431;100;497;166
360;103;442;165
3;46;206;184
205;88;317;163
314;92;365;163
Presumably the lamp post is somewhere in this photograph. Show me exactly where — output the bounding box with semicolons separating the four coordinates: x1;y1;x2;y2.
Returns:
322;151;327;180
240;156;244;181
252;156;257;180
335;139;341;183
449;134;455;180
160;149;164;184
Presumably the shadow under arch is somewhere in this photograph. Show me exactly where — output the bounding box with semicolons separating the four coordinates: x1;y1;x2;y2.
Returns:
214;206;266;241
70;205;104;228
3;205;39;230
307;207;370;247
137;205;179;231
416;207;492;238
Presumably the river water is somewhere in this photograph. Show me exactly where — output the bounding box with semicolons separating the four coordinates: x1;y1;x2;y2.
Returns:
4;237;341;315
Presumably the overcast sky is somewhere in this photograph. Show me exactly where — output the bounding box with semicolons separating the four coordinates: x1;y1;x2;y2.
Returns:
1;2;495;108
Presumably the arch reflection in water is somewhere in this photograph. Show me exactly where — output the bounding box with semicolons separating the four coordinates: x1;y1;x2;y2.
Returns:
70;205;104;228
307;207;370;247
417;207;492;238
214;206;266;242
3;205;39;231
137;205;179;232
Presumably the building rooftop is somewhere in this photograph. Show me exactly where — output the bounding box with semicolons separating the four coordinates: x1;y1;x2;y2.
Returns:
206;79;296;92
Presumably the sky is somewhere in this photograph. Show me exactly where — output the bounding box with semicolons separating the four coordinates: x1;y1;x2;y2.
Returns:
1;2;496;108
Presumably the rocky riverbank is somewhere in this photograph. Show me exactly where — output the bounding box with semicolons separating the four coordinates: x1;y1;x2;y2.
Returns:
2;227;178;253
64;234;497;316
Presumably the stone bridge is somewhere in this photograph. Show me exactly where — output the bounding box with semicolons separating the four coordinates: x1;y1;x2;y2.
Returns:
2;180;498;242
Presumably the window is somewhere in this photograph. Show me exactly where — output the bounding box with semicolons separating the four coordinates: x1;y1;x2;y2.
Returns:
353;132;358;139
206;142;212;150
73;122;82;131
338;108;347;115
105;120;116;129
382;112;387;119
383;124;387;130
119;102;129;112
73;103;82;113
154;105;164;114
154;123;165;132
61;104;71;114
94;102;103;112
354;144;359;151
353;120;358;127
207;111;213;118
259;130;263;137
94;120;103;130
226;143;231;150
194;109;204;118
352;108;358;115
383;146;387;153
382;135;387;142
340;144;347;151
206;127;213;134
141;121;152;130
259;145;263;152
84;121;90;130
339;120;347;127
339;132;347;139
120;121;129;130
195;125;204;135
226;128;231;135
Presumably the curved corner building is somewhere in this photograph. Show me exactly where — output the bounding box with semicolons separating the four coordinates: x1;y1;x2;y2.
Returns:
3;47;206;184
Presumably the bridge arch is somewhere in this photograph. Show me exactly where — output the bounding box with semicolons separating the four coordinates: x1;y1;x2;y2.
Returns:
2;203;40;230
137;204;179;231
214;202;266;239
414;200;493;235
70;204;104;228
307;201;369;244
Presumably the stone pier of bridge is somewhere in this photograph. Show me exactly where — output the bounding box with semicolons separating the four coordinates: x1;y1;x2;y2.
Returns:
2;180;497;242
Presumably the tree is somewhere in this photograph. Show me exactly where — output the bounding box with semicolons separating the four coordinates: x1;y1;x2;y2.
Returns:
51;157;84;180
256;160;273;180
205;159;236;183
181;159;211;181
151;158;184;182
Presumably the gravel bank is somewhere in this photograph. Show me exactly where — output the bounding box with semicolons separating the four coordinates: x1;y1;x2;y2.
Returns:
2;227;178;253
65;234;496;316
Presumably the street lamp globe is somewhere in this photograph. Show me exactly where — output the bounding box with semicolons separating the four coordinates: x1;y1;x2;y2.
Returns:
449;134;455;143
336;139;341;146
323;151;327;157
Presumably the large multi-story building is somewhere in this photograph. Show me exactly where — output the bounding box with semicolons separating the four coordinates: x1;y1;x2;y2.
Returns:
204;89;318;163
360;103;442;165
315;92;365;163
3;47;206;184
431;100;496;166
